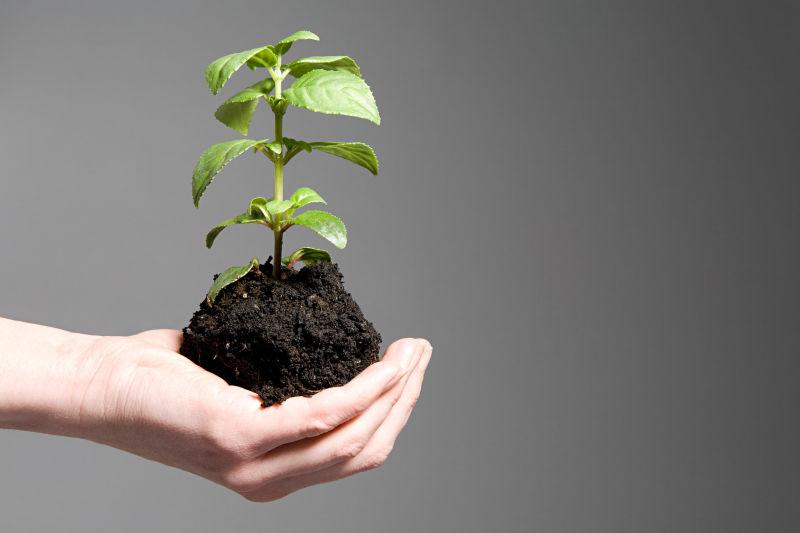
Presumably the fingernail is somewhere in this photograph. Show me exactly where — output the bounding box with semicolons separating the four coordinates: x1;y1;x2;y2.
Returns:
398;341;423;372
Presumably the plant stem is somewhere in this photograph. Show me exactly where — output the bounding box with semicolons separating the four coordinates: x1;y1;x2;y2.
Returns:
271;58;284;279
274;113;283;201
273;227;283;278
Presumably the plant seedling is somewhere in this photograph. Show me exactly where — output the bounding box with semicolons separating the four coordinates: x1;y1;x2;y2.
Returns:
192;30;380;304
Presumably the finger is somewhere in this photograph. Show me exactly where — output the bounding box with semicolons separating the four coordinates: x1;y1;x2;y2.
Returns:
133;329;183;351
245;342;431;502
236;344;422;489
236;339;426;455
242;341;432;502
358;340;432;441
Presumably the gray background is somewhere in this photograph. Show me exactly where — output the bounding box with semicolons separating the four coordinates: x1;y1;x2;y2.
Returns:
1;0;798;531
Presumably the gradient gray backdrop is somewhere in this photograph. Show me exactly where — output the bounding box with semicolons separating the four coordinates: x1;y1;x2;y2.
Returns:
1;1;798;531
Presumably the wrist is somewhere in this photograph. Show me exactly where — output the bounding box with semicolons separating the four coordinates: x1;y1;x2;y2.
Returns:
0;317;101;437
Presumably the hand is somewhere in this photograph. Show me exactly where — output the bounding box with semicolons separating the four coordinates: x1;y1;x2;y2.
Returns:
0;318;431;501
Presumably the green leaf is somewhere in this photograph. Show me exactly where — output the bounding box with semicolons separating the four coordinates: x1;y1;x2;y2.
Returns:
287;56;361;78
265;198;295;216
282;247;331;268
283;137;313;162
309;142;378;175
284;137;313;153
246;46;278;69
215;101;257;136
248;197;270;219
267;96;288;115
289;186;327;208
291;210;347;249
205;46;270;95
214;79;274;135
283;139;379;172
192;139;263;207
247;197;293;220
265;141;282;155
206;213;265;248
284;70;380;125
207;258;260;305
274;30;319;55
278;30;320;44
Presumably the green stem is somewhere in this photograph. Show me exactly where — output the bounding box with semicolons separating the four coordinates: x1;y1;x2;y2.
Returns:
274;113;283;201
271;59;284;279
273;227;283;278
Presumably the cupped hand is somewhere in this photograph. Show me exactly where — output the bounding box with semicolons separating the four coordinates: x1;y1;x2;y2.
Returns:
74;331;431;501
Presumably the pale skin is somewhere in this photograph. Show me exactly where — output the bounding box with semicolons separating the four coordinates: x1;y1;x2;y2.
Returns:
0;317;431;501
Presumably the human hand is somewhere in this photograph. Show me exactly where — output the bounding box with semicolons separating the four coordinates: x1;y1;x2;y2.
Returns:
71;330;431;501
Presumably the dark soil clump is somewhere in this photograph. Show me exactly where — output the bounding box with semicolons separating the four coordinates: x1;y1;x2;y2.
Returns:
180;260;382;407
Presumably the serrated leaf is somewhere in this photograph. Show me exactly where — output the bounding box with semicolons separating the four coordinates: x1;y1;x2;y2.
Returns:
207;258;260;305
205;46;270;95
282;247;331;268
309;142;379;175
284;70;380;125
283;139;379;172
274;30;319;55
192;139;264;207
265;198;295;216
215;80;274;133
278;30;320;44
214;79;274;134
246;46;278;69
214;100;258;136
287;56;361;78
206;213;265;248
291;210;347;249
290;186;327;208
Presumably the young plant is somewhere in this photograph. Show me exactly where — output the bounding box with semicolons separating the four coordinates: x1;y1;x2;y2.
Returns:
192;30;380;304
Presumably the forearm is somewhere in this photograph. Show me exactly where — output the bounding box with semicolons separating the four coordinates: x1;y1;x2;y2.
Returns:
0;317;100;436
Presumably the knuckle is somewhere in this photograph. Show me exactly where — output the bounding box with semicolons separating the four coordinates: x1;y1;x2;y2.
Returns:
359;445;393;472
203;416;248;462
301;391;352;436
333;384;366;412
221;467;263;494
352;386;374;410
332;437;368;462
205;417;233;451
303;413;337;437
404;390;421;410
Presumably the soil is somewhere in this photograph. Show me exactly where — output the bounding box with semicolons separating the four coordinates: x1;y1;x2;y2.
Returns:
180;260;382;407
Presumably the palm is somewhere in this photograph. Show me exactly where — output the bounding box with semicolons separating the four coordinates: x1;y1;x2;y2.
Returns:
80;329;431;501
